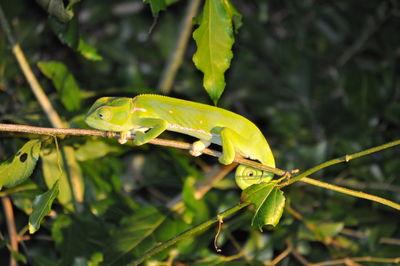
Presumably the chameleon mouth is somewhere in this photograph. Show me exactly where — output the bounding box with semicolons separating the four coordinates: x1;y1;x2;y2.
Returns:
85;116;122;131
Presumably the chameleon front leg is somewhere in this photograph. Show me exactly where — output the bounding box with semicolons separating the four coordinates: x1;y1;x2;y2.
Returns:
132;118;168;146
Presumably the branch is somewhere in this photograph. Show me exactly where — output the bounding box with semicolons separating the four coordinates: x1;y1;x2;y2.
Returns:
0;123;286;176
1;197;18;266
129;202;250;266
0;4;64;128
158;0;202;93
286;139;400;185
301;177;400;211
1;123;400;211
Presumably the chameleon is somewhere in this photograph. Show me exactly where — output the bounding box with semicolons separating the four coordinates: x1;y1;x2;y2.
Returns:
85;94;275;189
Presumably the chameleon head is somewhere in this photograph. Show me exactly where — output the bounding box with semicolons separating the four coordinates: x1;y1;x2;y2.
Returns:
235;165;274;190
85;97;134;132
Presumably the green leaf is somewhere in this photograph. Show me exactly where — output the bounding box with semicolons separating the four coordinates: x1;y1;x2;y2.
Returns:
51;213;109;265
221;0;242;32
7;245;28;264
0;140;41;189
35;0;75;23
182;176;209;224
78;39;103;61
143;0;167;16
29;180;60;234
49;15;79;49
193;0;237;104
104;206;166;265
75;140;122;161
40;147;74;210
37;61;81;111
242;182;285;230
315;222;344;239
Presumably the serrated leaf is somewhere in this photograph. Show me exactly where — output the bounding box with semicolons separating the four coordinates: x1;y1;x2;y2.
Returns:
29;180;59;234
104;206;166;265
193;0;237;104
242;182;285;230
78;39;103;61
37;61;81;111
221;0;242;32
0;140;41;190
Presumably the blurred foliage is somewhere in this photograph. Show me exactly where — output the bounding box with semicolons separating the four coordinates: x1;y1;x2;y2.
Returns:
0;0;399;265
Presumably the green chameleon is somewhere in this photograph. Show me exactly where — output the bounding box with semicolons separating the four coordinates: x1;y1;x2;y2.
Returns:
85;94;275;189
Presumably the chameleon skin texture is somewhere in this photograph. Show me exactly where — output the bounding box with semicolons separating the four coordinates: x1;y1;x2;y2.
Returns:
85;94;275;189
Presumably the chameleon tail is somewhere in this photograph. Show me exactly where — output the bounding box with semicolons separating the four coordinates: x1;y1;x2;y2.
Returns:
234;165;274;190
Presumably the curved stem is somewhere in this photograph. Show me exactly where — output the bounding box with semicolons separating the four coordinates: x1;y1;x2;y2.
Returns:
287;139;400;185
300;177;400;210
129;202;250;266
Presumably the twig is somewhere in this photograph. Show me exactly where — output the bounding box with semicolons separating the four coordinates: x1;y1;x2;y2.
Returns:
129;202;250;266
338;1;391;66
300;177;400;211
286;139;400;185
0;4;64;128
0;123;285;176
268;240;293;265
1;123;400;211
1;197;18;266
194;163;238;199
0;4;85;210
158;0;202;93
310;256;400;266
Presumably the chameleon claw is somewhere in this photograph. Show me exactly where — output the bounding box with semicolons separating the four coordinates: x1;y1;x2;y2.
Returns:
118;131;132;144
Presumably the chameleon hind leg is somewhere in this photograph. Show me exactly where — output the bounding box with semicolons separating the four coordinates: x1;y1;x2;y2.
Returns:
190;127;243;162
216;127;274;189
217;127;247;165
190;140;211;157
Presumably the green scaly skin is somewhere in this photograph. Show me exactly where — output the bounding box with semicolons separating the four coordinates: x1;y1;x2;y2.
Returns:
85;94;275;189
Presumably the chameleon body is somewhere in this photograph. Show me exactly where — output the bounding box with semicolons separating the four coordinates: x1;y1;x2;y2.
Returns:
85;94;275;189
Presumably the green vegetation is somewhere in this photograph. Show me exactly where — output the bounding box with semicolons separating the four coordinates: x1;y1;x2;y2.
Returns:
0;0;399;265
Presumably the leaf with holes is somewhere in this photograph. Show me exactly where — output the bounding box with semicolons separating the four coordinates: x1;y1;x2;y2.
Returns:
0;140;41;190
241;182;285;231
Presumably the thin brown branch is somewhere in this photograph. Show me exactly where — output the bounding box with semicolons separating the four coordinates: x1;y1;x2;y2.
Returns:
12;45;64;128
1;197;18;266
0;123;286;176
268;240;293;265
1;123;400;211
194;163;238;199
310;256;400;266
158;0;202;93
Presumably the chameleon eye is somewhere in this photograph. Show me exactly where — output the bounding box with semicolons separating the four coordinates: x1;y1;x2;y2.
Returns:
97;108;112;121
